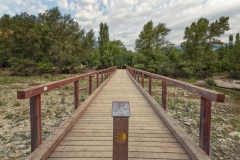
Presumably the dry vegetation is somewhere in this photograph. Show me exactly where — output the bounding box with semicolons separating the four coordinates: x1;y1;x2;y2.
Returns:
0;72;239;159
0;72;98;159
149;78;240;160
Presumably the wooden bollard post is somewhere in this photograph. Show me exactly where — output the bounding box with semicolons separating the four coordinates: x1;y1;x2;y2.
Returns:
112;101;130;160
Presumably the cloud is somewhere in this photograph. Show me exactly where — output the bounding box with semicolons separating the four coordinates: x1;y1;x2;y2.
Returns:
57;0;68;9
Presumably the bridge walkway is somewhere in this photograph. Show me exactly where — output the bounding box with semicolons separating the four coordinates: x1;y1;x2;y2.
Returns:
48;69;190;159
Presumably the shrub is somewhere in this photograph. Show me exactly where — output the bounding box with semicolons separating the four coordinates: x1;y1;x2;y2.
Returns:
205;78;217;86
229;71;240;79
36;62;53;74
8;57;37;76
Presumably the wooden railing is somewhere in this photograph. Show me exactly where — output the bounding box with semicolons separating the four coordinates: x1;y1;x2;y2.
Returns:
17;66;117;152
126;66;225;155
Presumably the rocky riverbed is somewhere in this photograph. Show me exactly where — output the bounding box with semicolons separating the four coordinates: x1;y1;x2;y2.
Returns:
0;76;90;159
153;86;240;160
0;76;240;159
213;76;240;91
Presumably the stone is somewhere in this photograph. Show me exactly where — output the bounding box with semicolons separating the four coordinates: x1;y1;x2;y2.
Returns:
183;122;191;126
220;144;228;150
196;80;205;85
229;131;240;138
8;152;23;158
18;145;27;150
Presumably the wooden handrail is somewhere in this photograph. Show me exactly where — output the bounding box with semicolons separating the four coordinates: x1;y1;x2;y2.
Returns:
17;66;117;152
126;66;225;155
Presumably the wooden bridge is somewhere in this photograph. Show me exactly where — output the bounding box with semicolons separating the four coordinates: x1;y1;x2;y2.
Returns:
17;66;225;160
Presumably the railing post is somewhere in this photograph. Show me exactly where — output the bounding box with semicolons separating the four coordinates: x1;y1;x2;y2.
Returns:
74;81;79;110
148;76;152;95
142;73;144;88
137;71;140;83
30;94;42;152
89;75;92;95
199;96;212;155
162;81;167;110
96;73;99;88
101;72;103;83
112;101;130;160
104;71;106;81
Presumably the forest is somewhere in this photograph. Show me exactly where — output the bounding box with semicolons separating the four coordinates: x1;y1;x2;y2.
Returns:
0;7;239;79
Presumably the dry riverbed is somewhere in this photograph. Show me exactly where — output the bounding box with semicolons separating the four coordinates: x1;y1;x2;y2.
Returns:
0;74;240;159
152;85;240;160
0;74;90;159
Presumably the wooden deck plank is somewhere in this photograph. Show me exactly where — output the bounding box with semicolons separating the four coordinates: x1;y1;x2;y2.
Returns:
46;70;199;159
53;145;186;153
49;151;190;159
66;132;174;138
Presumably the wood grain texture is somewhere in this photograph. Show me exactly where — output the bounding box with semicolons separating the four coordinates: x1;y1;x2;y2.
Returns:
127;66;225;102
26;68;117;160
127;69;211;160
199;96;212;155
17;67;117;99
30;94;42;152
48;70;191;160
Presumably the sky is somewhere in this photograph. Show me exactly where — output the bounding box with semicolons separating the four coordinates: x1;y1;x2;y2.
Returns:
0;0;240;51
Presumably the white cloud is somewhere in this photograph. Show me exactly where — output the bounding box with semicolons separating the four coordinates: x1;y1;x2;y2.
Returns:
57;0;68;9
0;4;9;11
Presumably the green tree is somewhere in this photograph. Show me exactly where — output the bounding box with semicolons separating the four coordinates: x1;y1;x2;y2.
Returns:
181;16;230;78
134;20;171;73
38;7;86;73
98;22;113;68
0;14;13;68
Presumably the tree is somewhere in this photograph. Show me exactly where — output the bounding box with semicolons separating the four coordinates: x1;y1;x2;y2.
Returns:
38;7;86;73
82;29;95;65
134;20;171;72
0;14;13;68
0;7;96;75
181;16;230;78
98;22;113;68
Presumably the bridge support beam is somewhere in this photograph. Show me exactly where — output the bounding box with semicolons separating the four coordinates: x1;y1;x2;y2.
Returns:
89;76;92;95
162;81;167;110
96;73;99;87
112;101;130;160
74;81;79;110
30;94;42;152
148;76;152;95
199;96;212;155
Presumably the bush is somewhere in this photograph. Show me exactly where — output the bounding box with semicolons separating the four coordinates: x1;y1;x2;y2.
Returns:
8;57;37;76
36;62;53;74
205;78;217;86
229;71;240;79
194;70;212;79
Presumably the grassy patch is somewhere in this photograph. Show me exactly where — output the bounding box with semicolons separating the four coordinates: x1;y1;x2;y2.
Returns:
4;114;14;119
13;101;21;106
0;101;7;106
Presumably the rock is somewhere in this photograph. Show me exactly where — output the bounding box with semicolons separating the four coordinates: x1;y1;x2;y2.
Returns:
196;80;205;85
220;144;228;150
229;131;240;138
18;145;27;150
8;152;23;158
183;122;191;126
218;139;226;143
185;108;190;112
